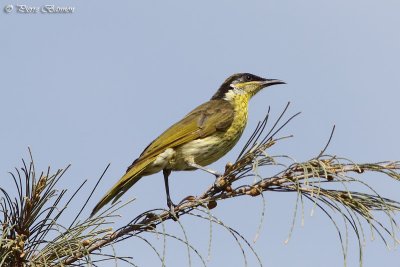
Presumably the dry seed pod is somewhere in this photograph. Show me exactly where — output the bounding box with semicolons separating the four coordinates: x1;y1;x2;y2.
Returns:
207;200;217;209
215;178;227;189
248;187;261;197
180;195;196;203
239;188;246;194
144;224;156;231
82;239;91;246
259;180;268;188
225;162;233;172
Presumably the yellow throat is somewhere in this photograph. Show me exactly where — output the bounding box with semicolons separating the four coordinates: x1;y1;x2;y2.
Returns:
222;89;251;145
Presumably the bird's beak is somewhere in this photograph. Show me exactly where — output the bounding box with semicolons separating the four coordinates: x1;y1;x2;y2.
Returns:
246;78;286;97
261;79;286;87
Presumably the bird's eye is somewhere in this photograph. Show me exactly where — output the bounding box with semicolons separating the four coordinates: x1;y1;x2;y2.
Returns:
245;75;252;81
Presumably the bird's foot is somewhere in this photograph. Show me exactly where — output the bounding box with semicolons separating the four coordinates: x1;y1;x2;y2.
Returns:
167;200;179;221
214;175;230;192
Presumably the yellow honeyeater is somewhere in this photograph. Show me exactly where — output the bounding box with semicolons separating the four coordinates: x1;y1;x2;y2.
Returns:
91;73;285;216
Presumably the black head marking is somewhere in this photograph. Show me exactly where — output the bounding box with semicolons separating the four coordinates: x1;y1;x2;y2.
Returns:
211;73;266;100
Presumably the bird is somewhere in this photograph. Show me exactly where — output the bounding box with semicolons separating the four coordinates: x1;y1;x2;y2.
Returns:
91;73;285;216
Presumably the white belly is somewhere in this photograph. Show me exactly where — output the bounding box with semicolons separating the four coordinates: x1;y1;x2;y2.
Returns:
171;134;240;170
174;136;221;167
144;136;230;173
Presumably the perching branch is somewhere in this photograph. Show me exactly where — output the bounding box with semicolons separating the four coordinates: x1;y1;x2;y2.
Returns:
61;148;400;265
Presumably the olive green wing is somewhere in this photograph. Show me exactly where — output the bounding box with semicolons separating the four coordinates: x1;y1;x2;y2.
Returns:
137;99;234;161
91;99;234;216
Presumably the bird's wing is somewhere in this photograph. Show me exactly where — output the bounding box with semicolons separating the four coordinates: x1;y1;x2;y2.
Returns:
91;99;234;216
135;99;235;161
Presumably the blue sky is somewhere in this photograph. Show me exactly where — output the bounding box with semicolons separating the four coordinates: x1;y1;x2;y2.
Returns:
1;0;399;266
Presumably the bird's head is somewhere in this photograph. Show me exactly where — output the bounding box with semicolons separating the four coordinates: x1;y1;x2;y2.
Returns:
211;73;285;101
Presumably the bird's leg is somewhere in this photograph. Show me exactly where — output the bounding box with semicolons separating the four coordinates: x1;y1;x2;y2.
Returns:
163;169;178;219
187;162;223;178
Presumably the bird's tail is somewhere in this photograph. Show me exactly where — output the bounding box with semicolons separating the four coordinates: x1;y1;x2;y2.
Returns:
90;157;154;217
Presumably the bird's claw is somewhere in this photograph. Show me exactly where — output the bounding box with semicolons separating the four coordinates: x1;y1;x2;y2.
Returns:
214;175;228;191
167;200;179;221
